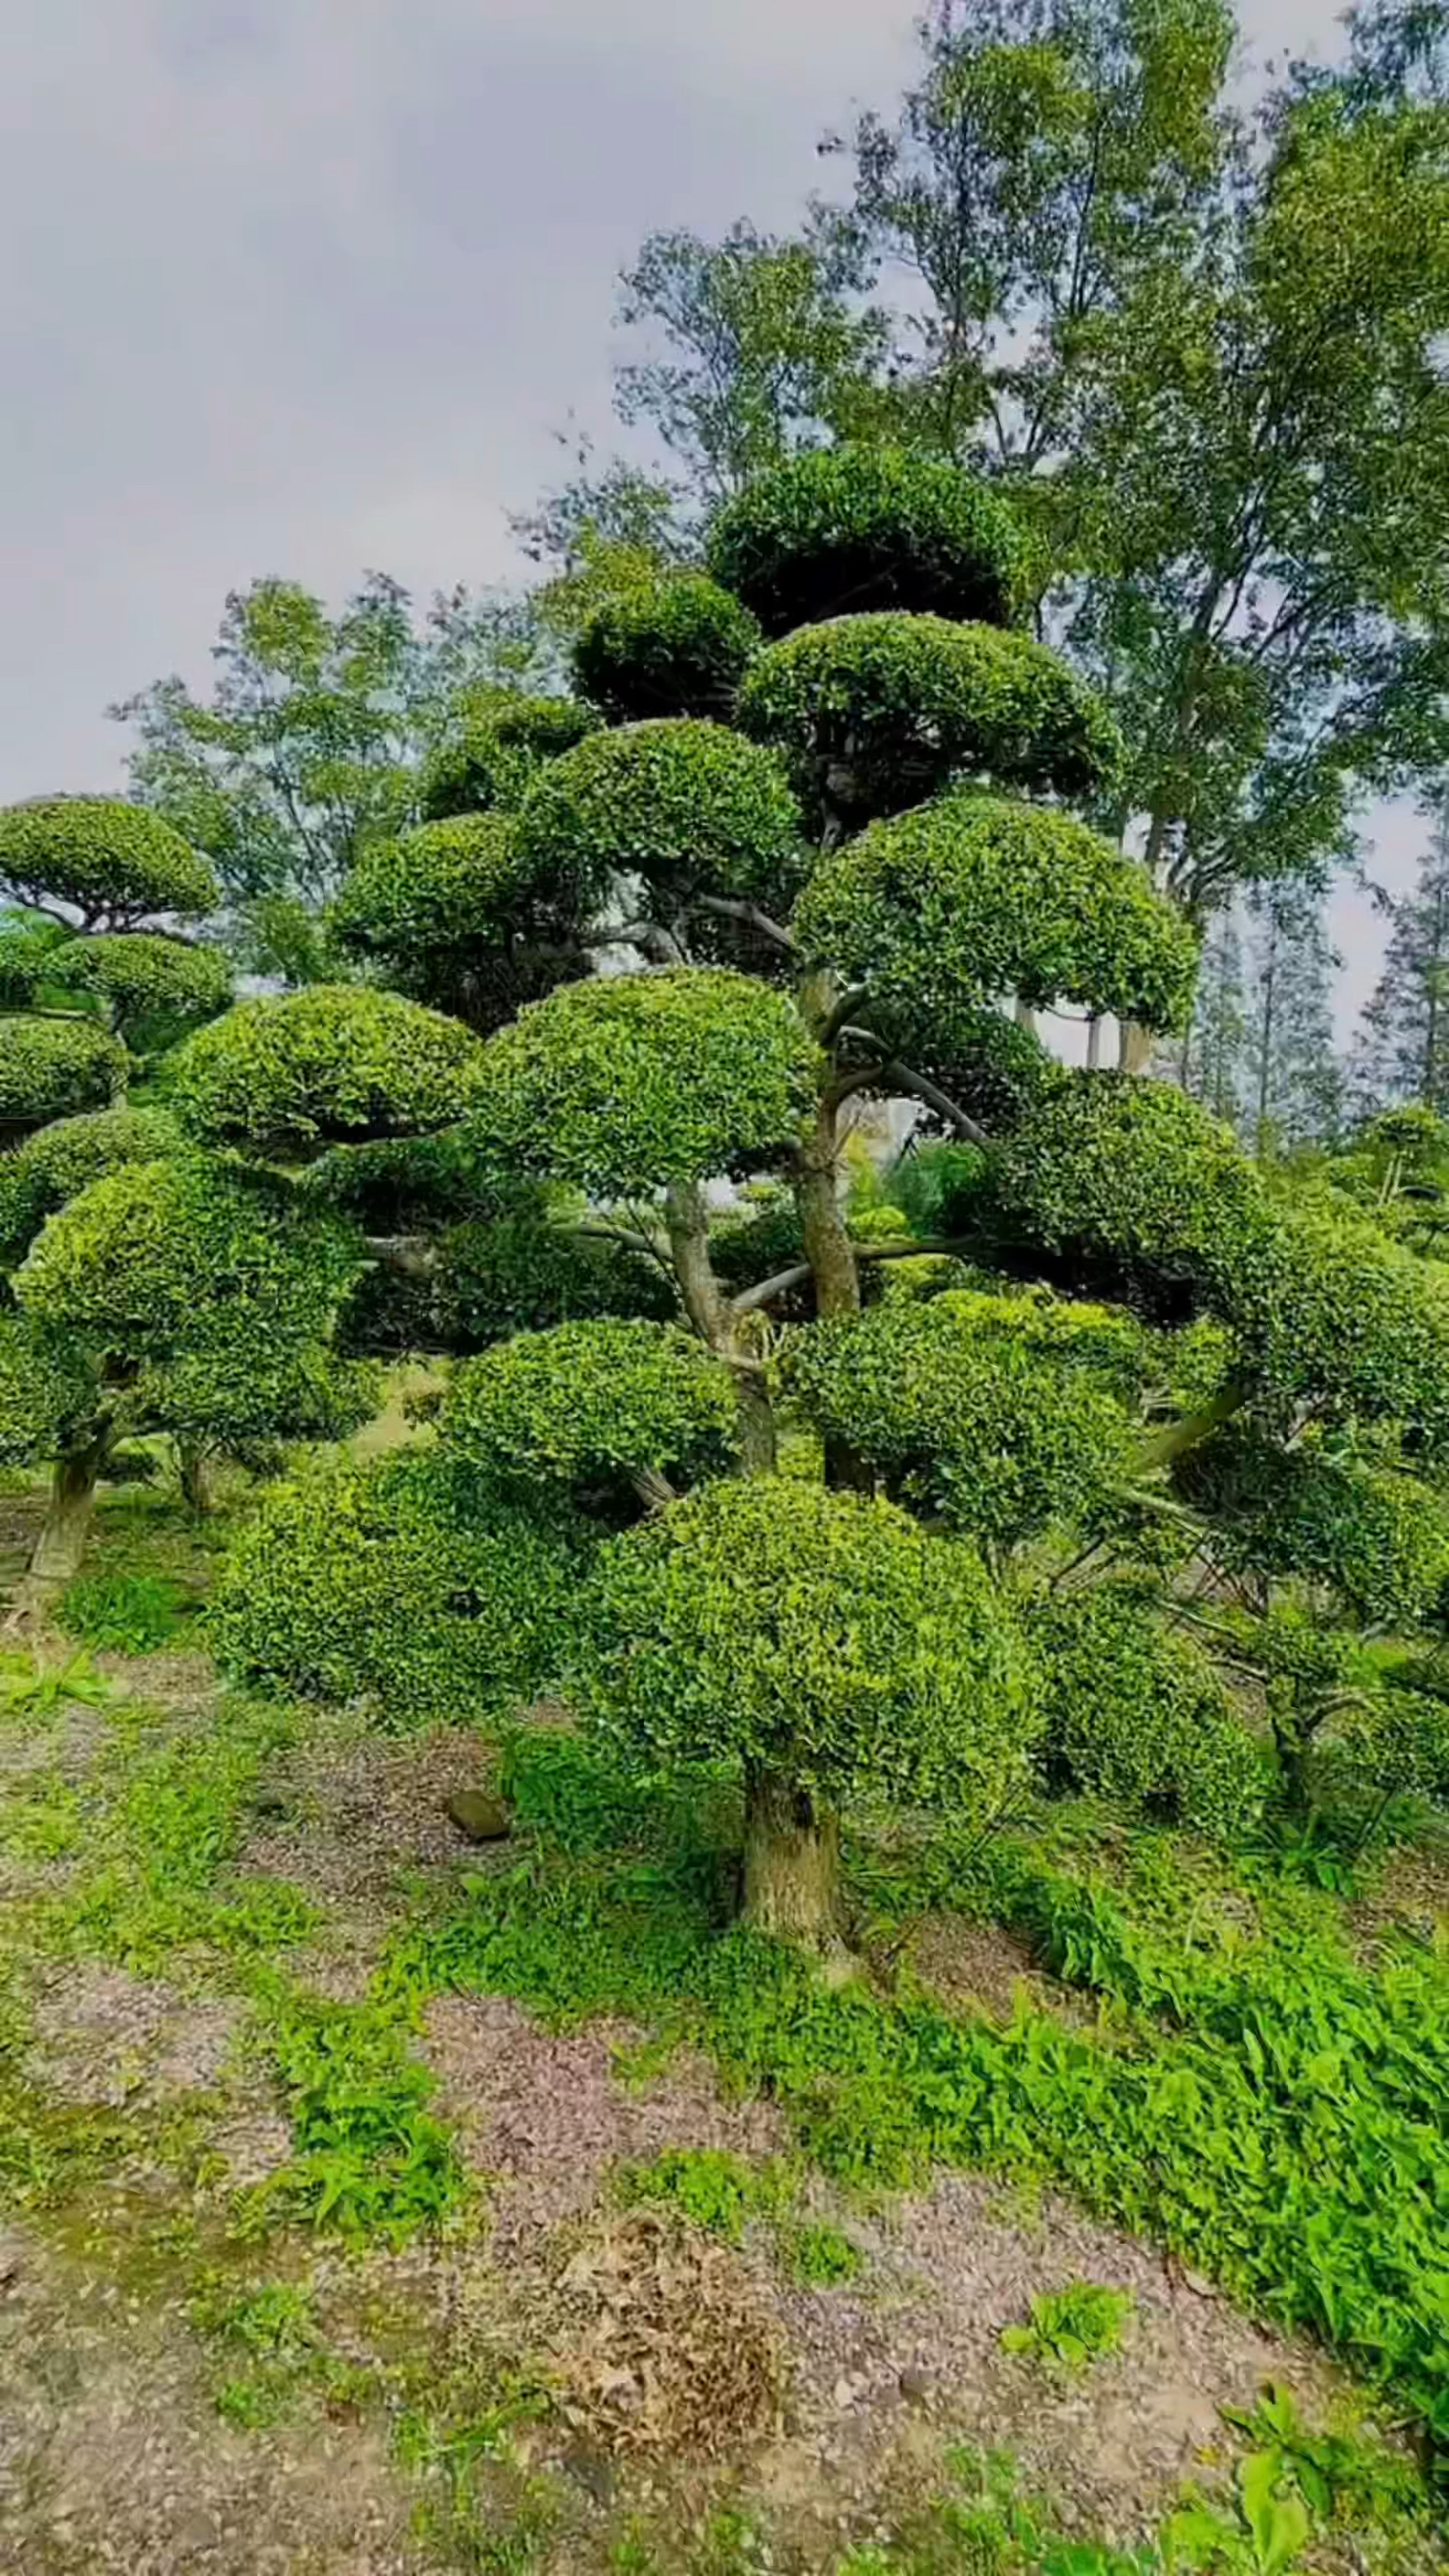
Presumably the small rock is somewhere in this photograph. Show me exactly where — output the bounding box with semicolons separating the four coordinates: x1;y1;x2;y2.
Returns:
898;2365;935;2404
1181;2267;1220;2298
173;2506;221;2553
445;1788;511;1844
0;2229;22;2286
559;2441;616;2507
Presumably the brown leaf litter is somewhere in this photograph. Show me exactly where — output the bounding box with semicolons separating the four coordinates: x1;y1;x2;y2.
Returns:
545;2208;786;2459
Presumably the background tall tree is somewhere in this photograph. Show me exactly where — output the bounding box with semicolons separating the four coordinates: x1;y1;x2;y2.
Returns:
550;0;1449;1031
113;573;555;973
1240;885;1342;1157
1351;804;1449;1114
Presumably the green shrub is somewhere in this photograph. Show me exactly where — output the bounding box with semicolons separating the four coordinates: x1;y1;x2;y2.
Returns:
464;969;819;1197
873;997;1063;1135
420;694;599;820
1177;1424;1449;1626
784;1295;1130;1550
1000;2282;1134;2372
796;794;1199;1038
49;933;231;1036
0;796;217;923
0;1016;127;1131
0;1312;95;1468
210;1449;590;1723
331;814;531;964
578;1477;1041;1810
998;1079;1449;1436
572;574;761;721
61;1571;185;1654
166;985;484;1155
706;445;1028;636
779;2220;862;2286
0;914;76;1006
1029;1582;1264;1839
434;1211;676;1348
15;1157;360;1352
515;718;803;916
441;1318;739;1509
299;1128;502;1232
615;2146;788;2241
739;614;1121;818
0;1105;184;1264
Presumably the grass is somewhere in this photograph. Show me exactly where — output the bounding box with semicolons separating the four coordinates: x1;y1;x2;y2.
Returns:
380;1731;1449;2459
1;1470;1447;2570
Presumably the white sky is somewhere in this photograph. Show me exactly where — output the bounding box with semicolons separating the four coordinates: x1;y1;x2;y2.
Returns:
0;0;1427;1036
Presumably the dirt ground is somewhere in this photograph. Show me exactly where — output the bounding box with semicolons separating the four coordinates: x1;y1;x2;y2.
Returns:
2;1664;1397;2576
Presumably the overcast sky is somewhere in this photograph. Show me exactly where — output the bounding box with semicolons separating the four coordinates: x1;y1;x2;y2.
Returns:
0;0;1426;1034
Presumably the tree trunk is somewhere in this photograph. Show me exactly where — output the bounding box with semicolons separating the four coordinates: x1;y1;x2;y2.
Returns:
793;1104;859;1320
1087;1014;1105;1071
663;1180;777;1474
178;1443;213;1515
742;1762;845;1953
794;1103;871;1489
1118;1018;1155;1073
11;1446;105;1625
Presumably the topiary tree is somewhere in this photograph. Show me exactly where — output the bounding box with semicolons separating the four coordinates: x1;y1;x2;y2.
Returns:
198;442;1449;1942
1;1155;375;1612
0;796;227;1130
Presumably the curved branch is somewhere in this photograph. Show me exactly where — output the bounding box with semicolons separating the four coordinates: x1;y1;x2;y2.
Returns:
731;1237;975;1316
1134;1380;1248;1472
841;1046;992;1150
692;893;799;953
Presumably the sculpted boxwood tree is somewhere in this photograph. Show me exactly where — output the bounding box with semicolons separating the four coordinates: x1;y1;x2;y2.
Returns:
0;796;230;1134
207;445;1449;1945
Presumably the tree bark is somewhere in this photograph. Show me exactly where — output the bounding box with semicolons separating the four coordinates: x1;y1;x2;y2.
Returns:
793;1101;872;1489
1118;1018;1156;1073
178;1442;213;1515
12;1445;106;1624
663;1180;777;1473
792;1102;860;1320
742;1762;845;1953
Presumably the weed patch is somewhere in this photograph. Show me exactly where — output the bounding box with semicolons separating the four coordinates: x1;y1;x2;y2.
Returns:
382;1734;1449;2455
999;2282;1134;2373
61;1570;188;1654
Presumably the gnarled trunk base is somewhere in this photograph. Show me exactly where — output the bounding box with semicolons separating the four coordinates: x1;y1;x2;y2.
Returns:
9;1450;103;1629
743;1763;847;1960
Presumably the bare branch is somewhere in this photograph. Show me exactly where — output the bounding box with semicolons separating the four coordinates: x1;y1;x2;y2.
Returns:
731;1236;975;1316
692;893;799;953
821;984;872;1047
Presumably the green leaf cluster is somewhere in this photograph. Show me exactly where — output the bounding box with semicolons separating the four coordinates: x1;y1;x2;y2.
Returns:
441;1317;739;1508
706;445;1028;635
784;1293;1131;1550
0;1015;127;1130
419;693;599;821
577;1475;1040;1806
49;932;232;1037
463;968;819;1196
515;718;803;914
209;1448;590;1723
796;794;1199;1034
1028;1581;1264;1839
0;796;217;924
166;985;484;1155
0;1105;183;1264
572;573;761;721
1177;1424;1449;1627
739;612;1122;818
